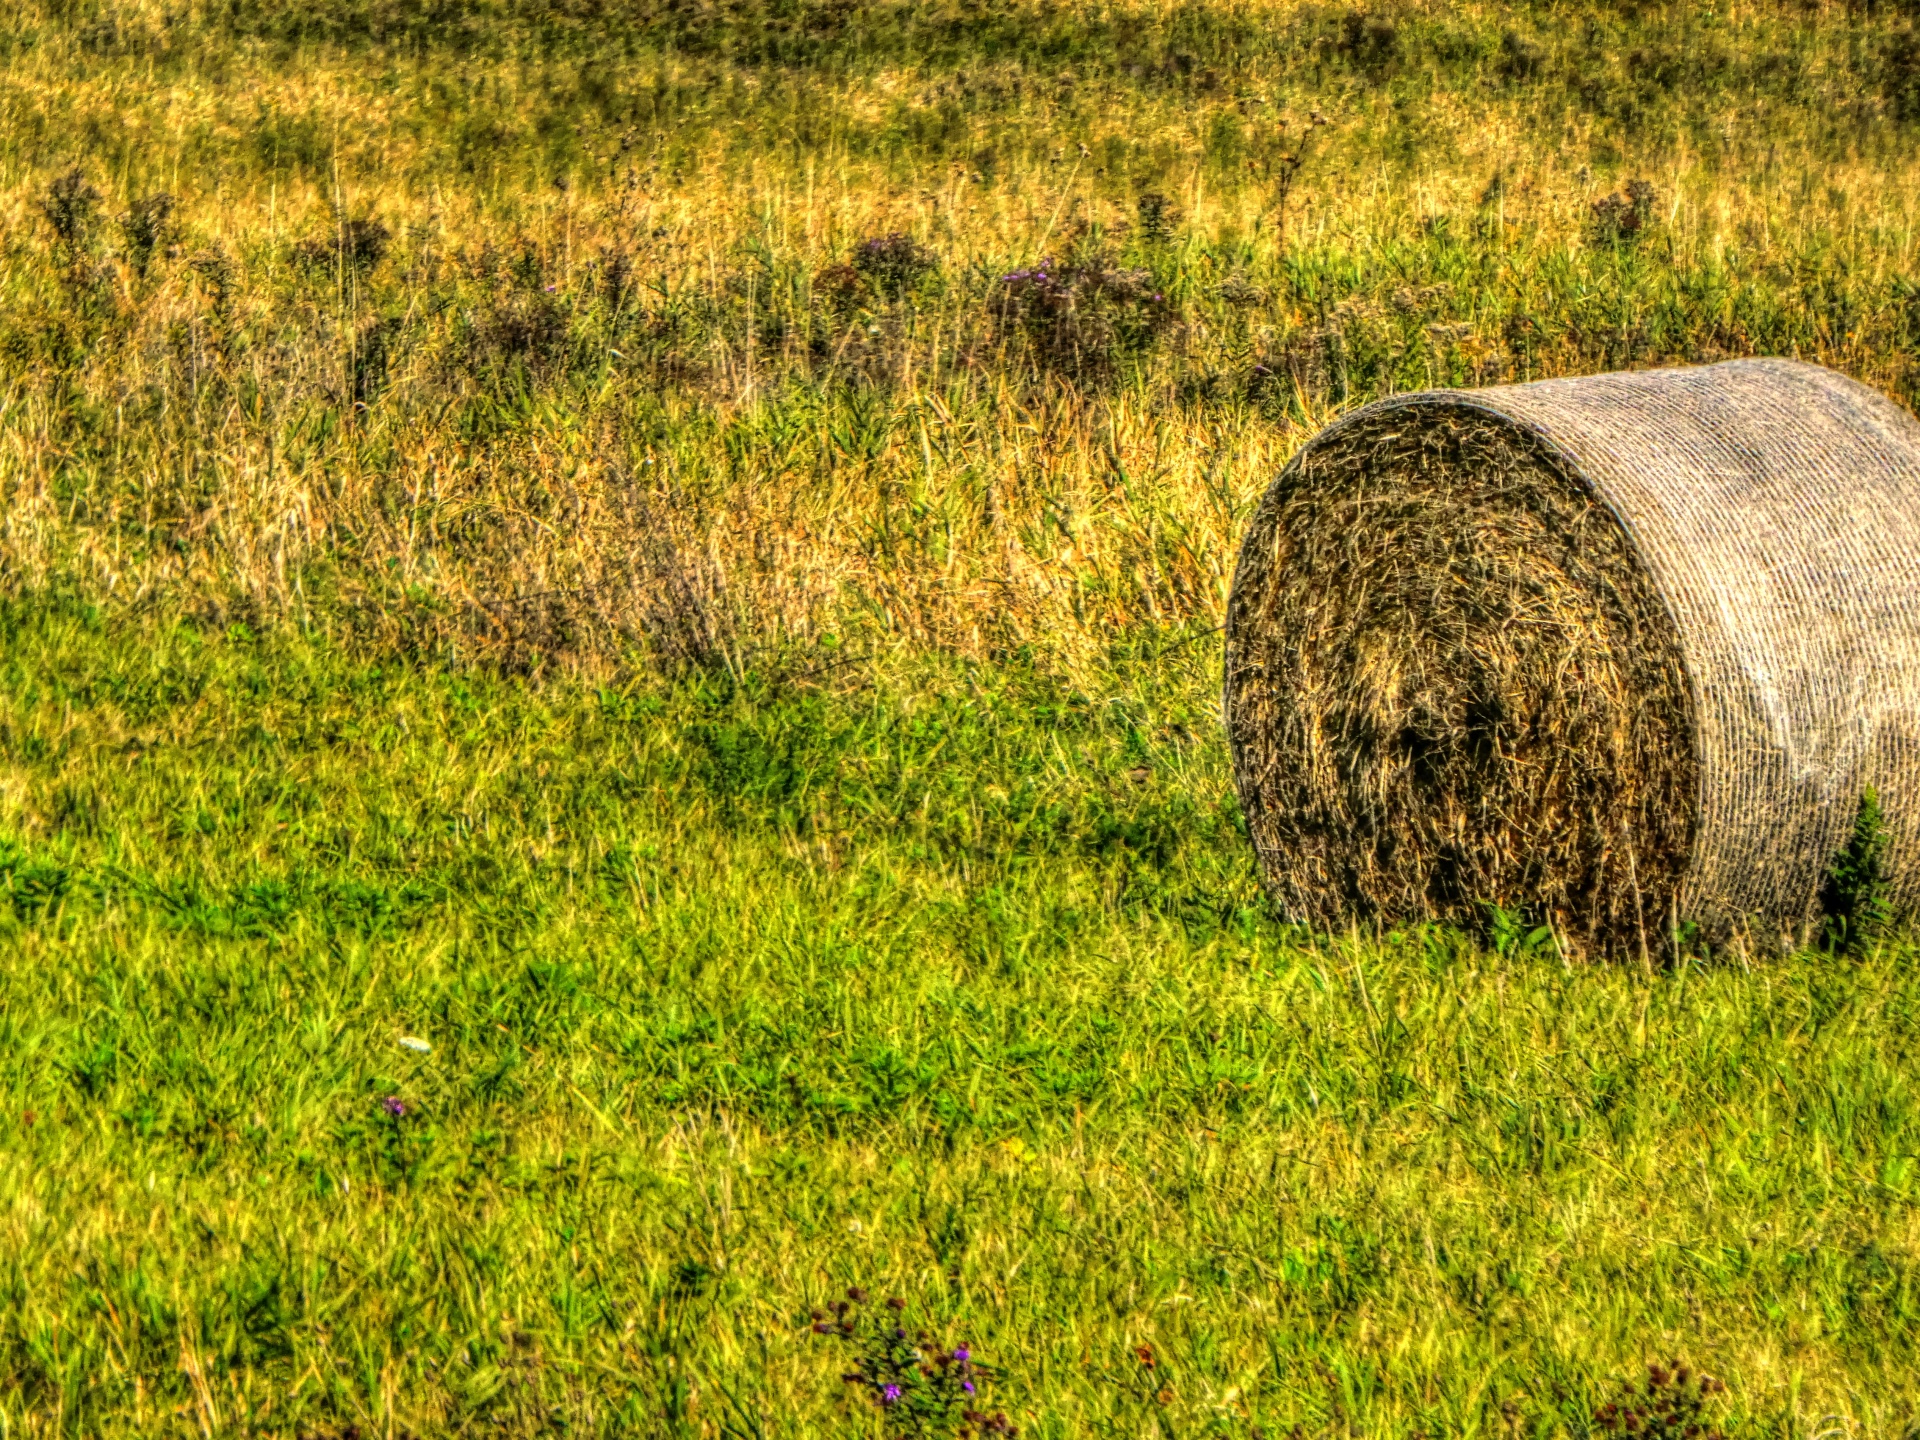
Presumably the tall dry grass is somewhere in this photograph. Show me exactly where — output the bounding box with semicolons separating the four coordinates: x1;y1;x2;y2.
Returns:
5;0;1920;678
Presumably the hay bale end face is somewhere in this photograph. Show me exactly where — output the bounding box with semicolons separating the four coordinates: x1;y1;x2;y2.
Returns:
1224;359;1920;954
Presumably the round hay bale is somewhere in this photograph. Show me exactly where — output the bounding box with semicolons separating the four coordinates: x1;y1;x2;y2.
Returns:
1223;358;1920;954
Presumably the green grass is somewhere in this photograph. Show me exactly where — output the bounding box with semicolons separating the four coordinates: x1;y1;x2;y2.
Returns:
8;2;1920;1433
0;606;1916;1436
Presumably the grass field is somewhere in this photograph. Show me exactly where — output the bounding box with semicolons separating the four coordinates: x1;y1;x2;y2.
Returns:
4;1;1920;1435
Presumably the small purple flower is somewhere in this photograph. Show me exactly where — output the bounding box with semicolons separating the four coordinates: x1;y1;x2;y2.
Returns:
953;1345;971;1362
882;1383;903;1405
964;1380;976;1395
381;1095;406;1118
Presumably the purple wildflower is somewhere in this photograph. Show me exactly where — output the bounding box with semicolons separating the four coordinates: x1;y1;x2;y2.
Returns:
382;1095;406;1118
882;1383;903;1405
954;1345;970;1362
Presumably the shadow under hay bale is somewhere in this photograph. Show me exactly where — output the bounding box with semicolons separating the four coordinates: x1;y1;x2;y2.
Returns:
1223;358;1920;956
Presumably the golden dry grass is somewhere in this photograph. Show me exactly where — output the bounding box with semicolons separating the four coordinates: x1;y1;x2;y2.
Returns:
6;0;1920;680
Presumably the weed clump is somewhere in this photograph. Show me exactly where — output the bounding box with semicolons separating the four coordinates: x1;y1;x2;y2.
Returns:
1879;26;1920;121
598;245;635;308
995;253;1172;379
1821;787;1893;955
1134;191;1180;243
477;295;572;371
349;315;403;408
292;217;392;273
1498;29;1547;82
40;167;102;263
1590;179;1659;242
813;261;867;317
813;1288;1014;1439
119;193;177;278
1216;271;1265;308
1593;1359;1727;1439
851;232;939;299
1333;10;1400;73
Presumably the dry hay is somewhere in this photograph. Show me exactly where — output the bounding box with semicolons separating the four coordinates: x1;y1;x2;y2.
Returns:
1224;358;1920;955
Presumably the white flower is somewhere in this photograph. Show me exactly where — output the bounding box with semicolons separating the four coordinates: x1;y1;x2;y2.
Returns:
399;1036;432;1054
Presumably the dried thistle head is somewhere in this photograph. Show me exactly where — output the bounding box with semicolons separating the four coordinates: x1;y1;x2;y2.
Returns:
40;166;102;255
291;216;392;273
850;232;938;299
120;193;177;277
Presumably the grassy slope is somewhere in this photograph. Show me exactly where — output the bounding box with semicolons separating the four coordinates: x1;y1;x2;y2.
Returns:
1;610;1917;1436
3;1;1920;1434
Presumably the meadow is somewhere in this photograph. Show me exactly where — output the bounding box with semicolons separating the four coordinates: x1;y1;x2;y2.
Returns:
2;0;1920;1434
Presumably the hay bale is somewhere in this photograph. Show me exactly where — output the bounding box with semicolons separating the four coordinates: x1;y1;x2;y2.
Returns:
1223;358;1920;954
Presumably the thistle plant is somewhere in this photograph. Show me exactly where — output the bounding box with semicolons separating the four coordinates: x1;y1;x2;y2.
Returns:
1590;178;1660;243
1821;787;1893;955
994;254;1171;379
851;232;939;299
1592;1358;1728;1439
813;1289;1015;1439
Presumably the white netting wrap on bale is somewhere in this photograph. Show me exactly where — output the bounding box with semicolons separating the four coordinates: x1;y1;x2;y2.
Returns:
1223;358;1920;954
